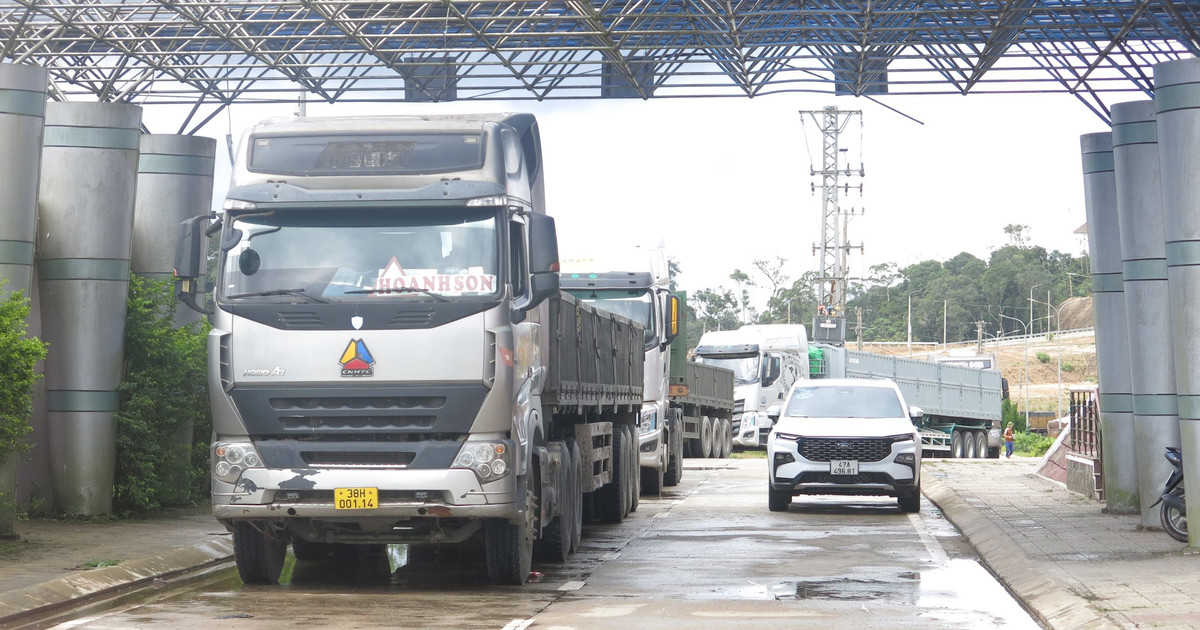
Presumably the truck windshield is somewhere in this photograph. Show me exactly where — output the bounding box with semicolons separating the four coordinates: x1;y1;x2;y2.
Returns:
219;207;499;302
784;386;904;419
696;355;759;385
566;289;655;347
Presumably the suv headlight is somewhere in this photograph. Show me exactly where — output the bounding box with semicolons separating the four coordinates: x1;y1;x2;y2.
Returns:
213;442;264;483
453;440;512;482
887;433;917;444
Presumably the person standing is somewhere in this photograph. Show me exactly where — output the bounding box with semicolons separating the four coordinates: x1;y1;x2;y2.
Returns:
1004;422;1015;458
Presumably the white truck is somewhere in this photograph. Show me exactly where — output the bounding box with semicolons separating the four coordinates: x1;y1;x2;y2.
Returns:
174;113;645;586
560;250;736;491
694;325;809;448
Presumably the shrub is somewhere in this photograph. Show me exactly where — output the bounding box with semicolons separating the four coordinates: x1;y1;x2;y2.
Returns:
1015;431;1054;457
1001;398;1025;433
1062;363;1075;373
0;286;48;462
1036;351;1051;364
114;276;211;514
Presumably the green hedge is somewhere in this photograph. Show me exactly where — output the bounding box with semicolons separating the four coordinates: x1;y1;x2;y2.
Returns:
113;276;211;515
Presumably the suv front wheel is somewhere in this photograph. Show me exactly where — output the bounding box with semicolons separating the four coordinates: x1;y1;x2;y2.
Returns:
768;485;792;512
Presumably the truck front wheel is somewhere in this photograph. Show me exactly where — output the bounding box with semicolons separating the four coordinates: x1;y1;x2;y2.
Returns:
486;485;536;585
596;426;627;523
663;419;684;487
233;522;287;585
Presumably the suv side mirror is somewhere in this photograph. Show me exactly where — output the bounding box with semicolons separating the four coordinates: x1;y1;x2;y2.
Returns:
908;406;924;423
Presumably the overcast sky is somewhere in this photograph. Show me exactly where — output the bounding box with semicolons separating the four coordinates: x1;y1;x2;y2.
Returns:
185;89;1108;310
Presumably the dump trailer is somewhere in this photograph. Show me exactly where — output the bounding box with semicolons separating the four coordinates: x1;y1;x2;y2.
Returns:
668;293;735;459
174;113;644;587
810;342;1005;458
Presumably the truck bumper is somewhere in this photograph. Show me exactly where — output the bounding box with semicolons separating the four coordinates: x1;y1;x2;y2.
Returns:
213;467;516;522
638;429;662;470
733;412;765;448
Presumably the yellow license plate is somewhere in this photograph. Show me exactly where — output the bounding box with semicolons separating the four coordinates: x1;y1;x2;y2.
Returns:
334;487;378;510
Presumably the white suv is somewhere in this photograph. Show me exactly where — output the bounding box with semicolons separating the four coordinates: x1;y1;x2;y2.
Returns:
767;378;923;513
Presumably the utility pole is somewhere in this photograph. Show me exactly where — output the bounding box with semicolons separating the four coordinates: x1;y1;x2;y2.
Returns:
802;106;863;318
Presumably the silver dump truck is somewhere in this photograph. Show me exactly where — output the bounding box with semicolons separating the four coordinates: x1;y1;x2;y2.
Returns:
174;113;643;586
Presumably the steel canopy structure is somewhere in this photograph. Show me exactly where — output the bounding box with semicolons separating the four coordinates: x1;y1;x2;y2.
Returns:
1;1;1198;131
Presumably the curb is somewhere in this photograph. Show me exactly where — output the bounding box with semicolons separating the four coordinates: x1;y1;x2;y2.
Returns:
923;475;1118;630
0;538;234;628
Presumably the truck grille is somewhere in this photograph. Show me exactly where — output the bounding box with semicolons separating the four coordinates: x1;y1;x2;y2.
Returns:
301;451;415;467
271;396;446;410
281;416;436;430
799;437;892;463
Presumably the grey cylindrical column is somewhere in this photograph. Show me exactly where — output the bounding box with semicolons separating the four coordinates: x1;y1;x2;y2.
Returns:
132;134;216;326
1156;57;1200;546
0;64;47;297
1080;132;1139;513
0;63;48;536
1111;99;1181;528
37;102;142;516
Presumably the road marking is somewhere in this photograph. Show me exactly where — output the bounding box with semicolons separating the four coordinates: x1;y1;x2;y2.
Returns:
558;580;586;591
908;511;949;564
501;619;534;630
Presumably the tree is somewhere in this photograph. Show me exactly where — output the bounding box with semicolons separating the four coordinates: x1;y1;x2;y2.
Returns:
0;286;48;535
728;269;756;325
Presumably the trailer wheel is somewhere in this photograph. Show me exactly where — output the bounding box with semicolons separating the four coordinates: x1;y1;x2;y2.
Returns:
700;416;714;458
720;418;732;458
664;421;684;486
233;522;287;585
627;425;640;513
964;432;978;458
974;431;988;459
567;440;584;553
596;426;626;523
539;444;575;562
486;485;536;585
951;430;965;458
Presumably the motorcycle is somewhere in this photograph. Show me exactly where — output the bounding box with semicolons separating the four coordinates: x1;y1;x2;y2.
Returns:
1152;446;1187;543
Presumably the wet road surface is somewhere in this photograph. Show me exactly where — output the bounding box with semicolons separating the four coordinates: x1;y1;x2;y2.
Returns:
43;459;1042;629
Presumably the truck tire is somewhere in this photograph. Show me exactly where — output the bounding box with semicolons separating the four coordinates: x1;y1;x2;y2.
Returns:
964;432;978;458
951;430;965;458
486;485;536;585
641;454;664;495
974;431;988;459
596;426;626;523
664;425;684;487
291;539;334;562
567;440;584;554
768;485;791;512
719;418;732;458
626;425;640;513
539;443;575;562
233;522;287;585
700;415;714;459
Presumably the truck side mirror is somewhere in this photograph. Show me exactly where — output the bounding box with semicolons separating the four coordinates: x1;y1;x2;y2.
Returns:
175;214;217;315
661;293;680;350
526;212;559;309
761;355;781;386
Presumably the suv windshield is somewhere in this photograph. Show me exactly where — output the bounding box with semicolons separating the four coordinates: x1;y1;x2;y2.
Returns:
785;386;904;419
219;207;499;303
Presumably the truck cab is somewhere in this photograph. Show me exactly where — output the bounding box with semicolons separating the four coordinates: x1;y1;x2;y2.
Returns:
560;246;680;490
695;325;808;447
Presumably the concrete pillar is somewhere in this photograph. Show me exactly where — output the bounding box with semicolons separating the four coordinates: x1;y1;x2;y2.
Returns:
37;102;142;516
0;63;47;533
1110;99;1181;528
1155;57;1200;546
131;134;216;502
132;134;216;326
1080;132;1139;513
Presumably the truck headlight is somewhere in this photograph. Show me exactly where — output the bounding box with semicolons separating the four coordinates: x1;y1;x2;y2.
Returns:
639;406;658;435
213;442;264;483
742;412;759;428
453;441;512;481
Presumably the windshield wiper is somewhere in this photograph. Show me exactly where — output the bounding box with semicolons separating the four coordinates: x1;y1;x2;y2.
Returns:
343;286;449;302
226;288;329;303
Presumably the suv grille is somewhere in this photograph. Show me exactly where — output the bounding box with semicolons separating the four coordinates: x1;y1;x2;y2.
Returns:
800;437;892;462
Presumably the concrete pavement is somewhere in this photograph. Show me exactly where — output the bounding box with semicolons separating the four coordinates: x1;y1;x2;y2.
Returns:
0;456;1196;629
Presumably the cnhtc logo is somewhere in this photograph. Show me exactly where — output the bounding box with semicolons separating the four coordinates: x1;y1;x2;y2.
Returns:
339;339;376;377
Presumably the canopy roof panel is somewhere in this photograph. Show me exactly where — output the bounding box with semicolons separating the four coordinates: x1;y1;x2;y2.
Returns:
2;1;1196;128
